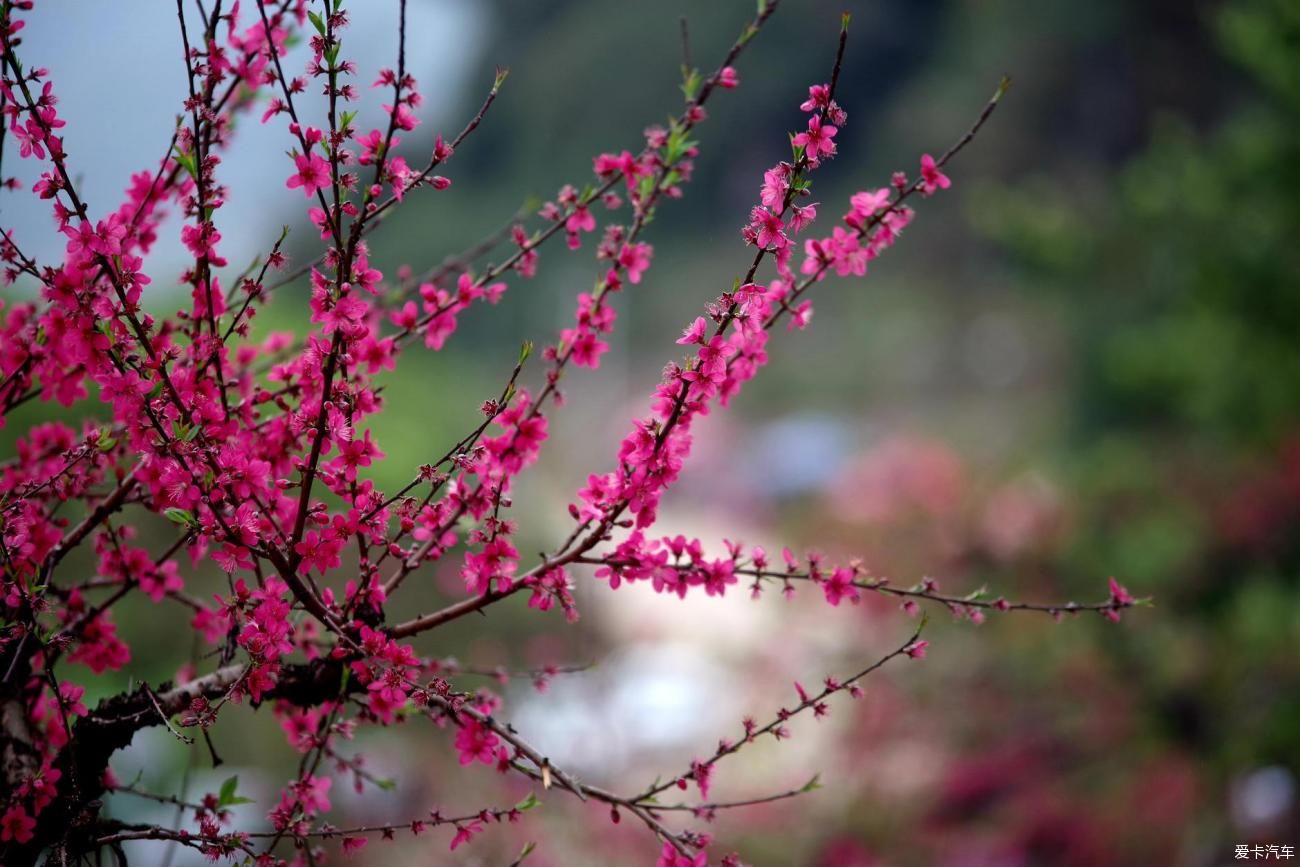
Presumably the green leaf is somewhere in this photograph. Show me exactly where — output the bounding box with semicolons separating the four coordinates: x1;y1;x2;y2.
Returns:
217;775;255;808
801;773;822;792
679;67;701;102
307;10;326;37
172;146;199;181
636;174;656;202
164;508;196;527
515;792;540;811
519;340;534;364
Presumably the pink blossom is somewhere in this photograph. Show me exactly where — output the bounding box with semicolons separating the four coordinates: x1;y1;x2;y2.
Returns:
749;207;786;249
285;152;330;197
823;567;860;606
657;841;708;867
1;805;36;843
449;820;484;851
800;83;831;112
793;114;837;159
677;316;708;345
454;716;500;766
760;166;789;210
618;242;653;284
919;153;951;195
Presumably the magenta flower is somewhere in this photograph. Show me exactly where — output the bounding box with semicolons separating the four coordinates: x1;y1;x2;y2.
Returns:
454;716;500;766
749;207;786;250
800;82;831;112
285;152;330;198
919;153;951;195
1105;576;1136;622
618;242;653;283
793;114;837;158
823;567;861;606
0;805;36;844
676;316;708;345
12;117;46;160
760;166;789;210
449;820;485;851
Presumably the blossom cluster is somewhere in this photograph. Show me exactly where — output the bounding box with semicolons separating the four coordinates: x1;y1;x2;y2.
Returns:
0;1;1135;864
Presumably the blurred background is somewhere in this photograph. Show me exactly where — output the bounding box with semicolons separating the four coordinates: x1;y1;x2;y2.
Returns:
4;0;1299;864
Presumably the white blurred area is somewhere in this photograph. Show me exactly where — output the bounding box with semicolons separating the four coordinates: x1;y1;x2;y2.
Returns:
2;0;485;283
509;405;934;794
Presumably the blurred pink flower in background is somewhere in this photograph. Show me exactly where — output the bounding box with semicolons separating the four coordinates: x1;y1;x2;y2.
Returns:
828;434;965;525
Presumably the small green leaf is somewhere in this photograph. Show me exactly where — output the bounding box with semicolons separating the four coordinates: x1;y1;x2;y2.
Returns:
636;173;656;202
164;508;196;527
307;10;326;37
172;146;199;181
519;340;534;364
801;773;822;792
679;67;701;102
515;792;540;811
217;775;254;807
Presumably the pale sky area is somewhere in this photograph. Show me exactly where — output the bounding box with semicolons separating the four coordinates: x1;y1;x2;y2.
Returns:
1;1;485;287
